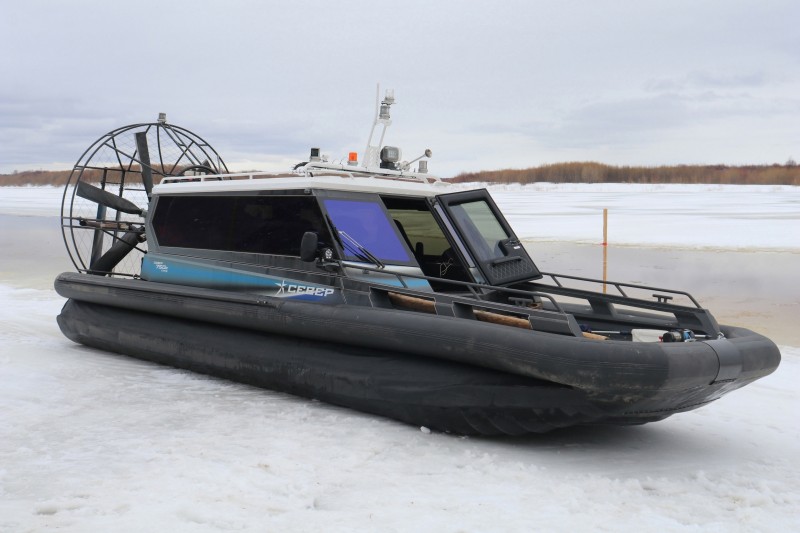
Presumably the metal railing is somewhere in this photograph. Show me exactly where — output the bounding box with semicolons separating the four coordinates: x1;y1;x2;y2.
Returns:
335;258;723;335
540;272;703;309
159;163;442;185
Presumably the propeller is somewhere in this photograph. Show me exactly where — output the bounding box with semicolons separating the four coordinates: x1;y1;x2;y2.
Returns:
89;230;145;273
76;181;145;216
63;116;230;277
135;131;154;197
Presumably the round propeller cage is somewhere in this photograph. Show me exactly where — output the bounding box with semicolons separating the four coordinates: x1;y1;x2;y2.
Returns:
60;119;228;277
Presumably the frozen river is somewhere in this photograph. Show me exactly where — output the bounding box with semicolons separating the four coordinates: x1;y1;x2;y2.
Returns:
3;182;799;344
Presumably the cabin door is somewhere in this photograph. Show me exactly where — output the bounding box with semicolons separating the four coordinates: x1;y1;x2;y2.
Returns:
435;189;542;286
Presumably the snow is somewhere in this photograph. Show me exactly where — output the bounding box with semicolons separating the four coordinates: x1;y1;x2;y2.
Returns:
4;183;799;250
0;186;67;217
1;185;799;532
480;183;800;252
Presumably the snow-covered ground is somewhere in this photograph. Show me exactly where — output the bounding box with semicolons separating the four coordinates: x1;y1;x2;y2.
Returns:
1;184;798;532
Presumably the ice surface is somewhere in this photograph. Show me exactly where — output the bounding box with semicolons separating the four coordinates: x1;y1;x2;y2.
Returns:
1;185;799;531
0;284;797;532
479;183;800;251
2;183;800;250
0;186;67;217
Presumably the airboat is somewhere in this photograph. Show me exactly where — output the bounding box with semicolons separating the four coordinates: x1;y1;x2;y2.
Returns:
55;89;780;435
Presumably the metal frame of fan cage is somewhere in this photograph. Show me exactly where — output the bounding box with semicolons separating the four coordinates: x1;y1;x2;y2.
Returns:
61;117;228;277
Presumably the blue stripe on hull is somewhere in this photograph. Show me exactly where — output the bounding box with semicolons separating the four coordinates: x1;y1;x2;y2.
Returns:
141;255;340;302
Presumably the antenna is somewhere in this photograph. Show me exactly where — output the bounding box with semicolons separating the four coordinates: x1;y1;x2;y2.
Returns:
363;84;395;169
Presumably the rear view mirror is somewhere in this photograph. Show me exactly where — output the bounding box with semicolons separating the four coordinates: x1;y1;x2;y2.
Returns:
300;232;319;262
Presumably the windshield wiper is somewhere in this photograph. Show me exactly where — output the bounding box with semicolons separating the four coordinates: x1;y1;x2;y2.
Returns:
338;230;385;269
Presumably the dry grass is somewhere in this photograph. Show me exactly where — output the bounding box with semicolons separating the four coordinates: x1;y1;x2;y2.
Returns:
3;162;800;186
0;170;75;186
450;162;800;185
2;166;170;187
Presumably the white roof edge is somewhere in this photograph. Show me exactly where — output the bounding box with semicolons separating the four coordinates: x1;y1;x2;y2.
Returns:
153;175;454;197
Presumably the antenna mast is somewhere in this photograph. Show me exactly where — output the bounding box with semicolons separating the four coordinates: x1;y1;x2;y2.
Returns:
362;84;395;170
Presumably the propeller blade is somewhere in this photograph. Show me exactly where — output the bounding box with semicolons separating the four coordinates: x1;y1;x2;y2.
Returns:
76;181;144;216
135;131;154;197
89;230;143;274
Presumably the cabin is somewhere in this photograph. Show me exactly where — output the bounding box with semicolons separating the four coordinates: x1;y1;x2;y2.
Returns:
143;172;543;299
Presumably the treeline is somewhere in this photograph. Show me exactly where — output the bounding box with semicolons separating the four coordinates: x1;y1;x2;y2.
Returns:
4;162;800;186
0;170;75;186
450;162;800;185
1;168;148;186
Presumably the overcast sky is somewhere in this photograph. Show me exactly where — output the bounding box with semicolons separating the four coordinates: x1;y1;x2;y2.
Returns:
2;0;798;177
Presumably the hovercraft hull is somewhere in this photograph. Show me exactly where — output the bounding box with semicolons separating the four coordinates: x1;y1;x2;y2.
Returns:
54;272;780;436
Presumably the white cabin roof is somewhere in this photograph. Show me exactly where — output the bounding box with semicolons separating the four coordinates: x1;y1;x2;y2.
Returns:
153;171;455;197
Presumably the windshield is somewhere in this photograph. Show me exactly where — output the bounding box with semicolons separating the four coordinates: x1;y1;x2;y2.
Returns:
322;198;412;263
446;199;509;262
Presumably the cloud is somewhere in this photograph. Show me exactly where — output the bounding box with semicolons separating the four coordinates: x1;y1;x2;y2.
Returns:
644;70;770;93
2;1;800;173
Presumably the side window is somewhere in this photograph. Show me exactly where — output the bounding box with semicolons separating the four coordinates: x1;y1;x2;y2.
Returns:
382;195;472;285
383;197;451;256
152;196;235;250
152;195;327;256
322;198;411;263
231;196;326;255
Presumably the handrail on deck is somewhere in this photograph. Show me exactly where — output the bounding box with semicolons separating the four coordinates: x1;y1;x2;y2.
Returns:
342;261;709;321
340;262;566;314
539;272;703;309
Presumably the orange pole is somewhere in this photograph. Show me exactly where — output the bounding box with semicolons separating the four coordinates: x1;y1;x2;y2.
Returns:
602;209;608;293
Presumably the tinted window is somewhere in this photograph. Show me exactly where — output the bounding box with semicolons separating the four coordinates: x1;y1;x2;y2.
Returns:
322;198;411;263
152;195;327;256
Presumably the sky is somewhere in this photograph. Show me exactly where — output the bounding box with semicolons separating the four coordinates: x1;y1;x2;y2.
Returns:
1;0;799;177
